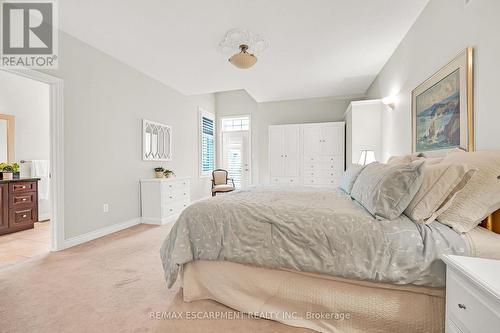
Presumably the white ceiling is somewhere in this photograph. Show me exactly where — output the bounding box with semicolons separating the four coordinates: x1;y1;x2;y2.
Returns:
59;0;429;102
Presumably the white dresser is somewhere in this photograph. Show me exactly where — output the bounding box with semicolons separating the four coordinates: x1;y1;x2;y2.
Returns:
442;255;500;333
268;122;345;187
140;177;190;225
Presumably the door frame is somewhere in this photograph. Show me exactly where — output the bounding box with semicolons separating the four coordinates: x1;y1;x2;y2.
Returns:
0;68;65;251
218;114;252;185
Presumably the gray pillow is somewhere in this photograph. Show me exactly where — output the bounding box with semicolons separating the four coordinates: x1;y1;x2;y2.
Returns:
351;160;425;220
339;164;366;194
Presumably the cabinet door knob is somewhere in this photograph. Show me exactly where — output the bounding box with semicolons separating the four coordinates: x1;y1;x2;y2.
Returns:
458;304;466;310
22;214;27;218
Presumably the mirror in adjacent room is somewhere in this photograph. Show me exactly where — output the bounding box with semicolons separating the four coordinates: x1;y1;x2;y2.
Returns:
0;114;15;163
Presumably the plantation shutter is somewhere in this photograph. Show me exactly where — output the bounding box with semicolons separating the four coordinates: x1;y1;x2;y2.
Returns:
201;116;215;173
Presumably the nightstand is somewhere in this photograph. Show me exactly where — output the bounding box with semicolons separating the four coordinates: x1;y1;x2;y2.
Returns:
442;255;500;333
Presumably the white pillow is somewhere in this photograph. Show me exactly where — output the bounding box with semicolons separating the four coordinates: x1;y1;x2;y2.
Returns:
437;150;500;233
339;164;366;194
404;163;476;224
387;153;424;165
351;161;425;220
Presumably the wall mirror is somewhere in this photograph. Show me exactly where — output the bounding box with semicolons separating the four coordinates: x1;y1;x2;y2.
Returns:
0;114;15;163
143;119;172;161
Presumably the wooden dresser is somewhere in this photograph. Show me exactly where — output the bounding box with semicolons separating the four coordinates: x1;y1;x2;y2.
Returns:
0;178;40;235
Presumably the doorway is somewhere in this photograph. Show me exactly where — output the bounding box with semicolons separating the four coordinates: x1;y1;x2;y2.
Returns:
220;116;251;189
0;68;64;265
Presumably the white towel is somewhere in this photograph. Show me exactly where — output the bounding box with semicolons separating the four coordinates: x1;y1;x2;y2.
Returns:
31;160;50;200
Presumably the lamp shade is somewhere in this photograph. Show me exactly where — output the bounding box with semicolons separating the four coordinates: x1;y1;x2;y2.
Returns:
358;150;376;165
229;44;257;69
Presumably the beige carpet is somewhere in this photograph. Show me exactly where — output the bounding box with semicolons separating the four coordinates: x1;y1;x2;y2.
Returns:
0;224;312;333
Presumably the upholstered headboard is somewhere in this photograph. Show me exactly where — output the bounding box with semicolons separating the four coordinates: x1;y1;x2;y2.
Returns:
481;210;500;234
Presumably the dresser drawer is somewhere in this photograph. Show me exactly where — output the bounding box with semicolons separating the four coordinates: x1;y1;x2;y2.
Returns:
163;201;189;216
9;207;37;228
9;191;37;208
162;179;189;191
447;270;500;333
162;189;190;203
9;181;37;193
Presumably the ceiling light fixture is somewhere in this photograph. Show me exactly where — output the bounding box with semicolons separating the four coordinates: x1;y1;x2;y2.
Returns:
228;44;257;69
219;29;269;70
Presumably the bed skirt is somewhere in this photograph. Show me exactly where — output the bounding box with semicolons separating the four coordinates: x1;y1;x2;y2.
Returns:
182;260;445;333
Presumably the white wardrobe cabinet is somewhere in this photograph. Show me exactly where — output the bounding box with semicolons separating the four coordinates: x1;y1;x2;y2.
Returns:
269;122;345;187
269;125;301;185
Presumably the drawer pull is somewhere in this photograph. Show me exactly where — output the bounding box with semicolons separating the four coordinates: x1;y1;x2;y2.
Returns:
22;198;27;201
169;196;173;199
290;179;294;182
457;304;467;310
22;186;26;189
169;208;173;212
22;214;27;218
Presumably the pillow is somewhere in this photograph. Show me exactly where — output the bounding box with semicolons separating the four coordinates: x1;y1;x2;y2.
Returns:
404;163;476;224
423;157;443;165
387;153;424;165
437;150;500;233
339;164;366;194
351;160;425;220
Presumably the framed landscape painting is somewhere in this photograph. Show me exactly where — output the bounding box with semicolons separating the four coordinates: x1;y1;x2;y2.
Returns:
412;47;474;156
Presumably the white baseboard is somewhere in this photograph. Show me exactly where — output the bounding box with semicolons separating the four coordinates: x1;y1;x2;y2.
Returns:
60;218;141;250
141;214;180;226
59;197;211;250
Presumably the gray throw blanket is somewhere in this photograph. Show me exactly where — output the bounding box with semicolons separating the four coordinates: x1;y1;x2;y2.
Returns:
160;186;466;288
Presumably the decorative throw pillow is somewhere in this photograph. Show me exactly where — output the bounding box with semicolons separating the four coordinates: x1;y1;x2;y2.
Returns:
387;153;424;165
437;150;500;233
351;160;425;220
404;163;476;224
339;164;366;194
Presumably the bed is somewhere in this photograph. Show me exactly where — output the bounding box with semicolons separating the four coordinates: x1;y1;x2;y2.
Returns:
160;152;500;333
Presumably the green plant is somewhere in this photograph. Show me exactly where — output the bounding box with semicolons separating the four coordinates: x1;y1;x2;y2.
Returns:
0;162;19;172
154;167;165;172
163;169;175;177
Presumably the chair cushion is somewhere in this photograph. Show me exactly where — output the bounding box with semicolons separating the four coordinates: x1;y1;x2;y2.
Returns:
212;184;235;192
213;171;227;185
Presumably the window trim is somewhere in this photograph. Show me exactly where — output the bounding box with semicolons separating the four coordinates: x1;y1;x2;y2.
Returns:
199;107;216;178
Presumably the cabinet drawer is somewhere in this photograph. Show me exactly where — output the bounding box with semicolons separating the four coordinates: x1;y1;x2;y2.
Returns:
163;189;190;203
164;201;189;216
162;179;189;191
447;270;500;333
9;181;37;193
9;207;37;228
9;192;37;208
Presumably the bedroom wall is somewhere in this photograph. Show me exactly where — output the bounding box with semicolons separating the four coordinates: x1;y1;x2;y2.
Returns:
215;91;352;184
366;0;500;161
42;32;215;239
0;70;50;164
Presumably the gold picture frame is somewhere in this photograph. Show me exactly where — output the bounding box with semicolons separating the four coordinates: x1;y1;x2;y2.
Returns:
411;47;474;156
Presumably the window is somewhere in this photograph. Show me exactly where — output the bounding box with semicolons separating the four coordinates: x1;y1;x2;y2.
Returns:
200;109;215;176
222;116;249;131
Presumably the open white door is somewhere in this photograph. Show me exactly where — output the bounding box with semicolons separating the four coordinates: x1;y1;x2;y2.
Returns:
222;131;251;189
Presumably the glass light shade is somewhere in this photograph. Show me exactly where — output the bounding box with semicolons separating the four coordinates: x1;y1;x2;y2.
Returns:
229;44;257;69
358;150;376;165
